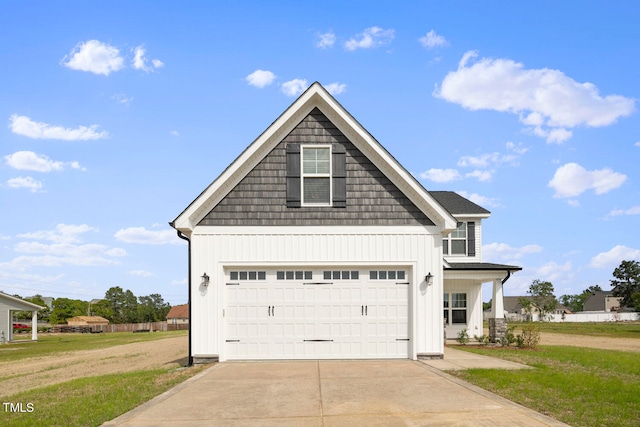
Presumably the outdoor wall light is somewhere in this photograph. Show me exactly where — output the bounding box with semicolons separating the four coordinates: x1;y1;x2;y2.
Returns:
201;272;210;287
425;272;433;286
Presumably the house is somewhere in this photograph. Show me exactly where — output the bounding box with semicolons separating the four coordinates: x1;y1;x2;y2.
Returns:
583;291;623;312
503;296;570;321
0;291;42;342
170;82;521;363
66;316;109;326
167;304;189;324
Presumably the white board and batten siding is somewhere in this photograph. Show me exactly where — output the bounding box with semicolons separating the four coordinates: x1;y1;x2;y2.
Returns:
190;226;444;361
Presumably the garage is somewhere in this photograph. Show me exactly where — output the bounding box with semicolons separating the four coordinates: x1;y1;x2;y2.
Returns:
224;268;410;360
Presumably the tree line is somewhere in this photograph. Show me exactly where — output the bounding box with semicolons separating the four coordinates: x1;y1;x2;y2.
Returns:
518;259;640;318
13;286;173;325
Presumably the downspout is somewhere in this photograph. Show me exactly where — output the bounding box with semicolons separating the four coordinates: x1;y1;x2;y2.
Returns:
502;269;512;285
175;229;193;367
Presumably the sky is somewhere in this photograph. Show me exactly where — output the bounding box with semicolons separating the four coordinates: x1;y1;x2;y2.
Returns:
1;1;639;306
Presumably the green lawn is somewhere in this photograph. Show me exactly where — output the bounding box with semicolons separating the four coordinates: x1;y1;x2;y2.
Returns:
507;321;640;338
1;330;187;362
452;345;640;427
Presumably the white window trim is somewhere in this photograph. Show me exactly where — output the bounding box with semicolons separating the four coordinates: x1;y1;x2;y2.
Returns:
301;145;332;207
443;292;468;325
444;222;467;257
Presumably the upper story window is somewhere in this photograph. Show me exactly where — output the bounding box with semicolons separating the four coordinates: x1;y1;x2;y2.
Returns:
302;146;331;205
443;221;476;257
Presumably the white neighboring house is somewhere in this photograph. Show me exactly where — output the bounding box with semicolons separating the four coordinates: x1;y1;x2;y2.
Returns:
0;292;42;342
171;82;521;363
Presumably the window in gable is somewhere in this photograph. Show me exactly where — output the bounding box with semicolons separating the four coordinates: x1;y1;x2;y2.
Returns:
301;146;331;206
443;222;472;256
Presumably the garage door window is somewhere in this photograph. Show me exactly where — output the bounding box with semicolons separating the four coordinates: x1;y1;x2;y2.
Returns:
370;270;405;280
276;270;313;280
324;270;359;280
230;271;266;280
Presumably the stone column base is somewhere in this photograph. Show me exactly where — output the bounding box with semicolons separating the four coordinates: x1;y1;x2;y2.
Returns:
489;318;507;343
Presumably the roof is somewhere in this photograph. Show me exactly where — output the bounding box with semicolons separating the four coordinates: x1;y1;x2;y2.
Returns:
503;296;570;313
171;82;457;235
167;304;189;319
583;291;619;311
445;262;522;271
0;291;43;311
430;191;491;217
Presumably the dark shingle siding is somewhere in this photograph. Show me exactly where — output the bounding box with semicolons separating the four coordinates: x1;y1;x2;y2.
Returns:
199;108;435;226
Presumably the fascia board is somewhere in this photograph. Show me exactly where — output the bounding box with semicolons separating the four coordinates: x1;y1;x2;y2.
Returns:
172;86;323;232
453;213;491;220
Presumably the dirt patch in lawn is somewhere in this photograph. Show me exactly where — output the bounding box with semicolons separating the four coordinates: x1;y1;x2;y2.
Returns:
540;332;640;353
0;335;187;398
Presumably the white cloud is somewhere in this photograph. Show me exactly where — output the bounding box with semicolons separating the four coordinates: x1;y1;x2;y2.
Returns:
281;79;308;97
9;114;108;141
5;151;84;172
344;27;395;51
465;170;493;182
132;46;164;72
129;270;154;277
607;206;640;218
419;168;461;183
111;93;133;105
2;224;126;271
61;40;125;76
483;242;543;262
245;70;276;88
171;278;188;286
435;51;635;143
456;191;501;208
419;30;449;49
114;227;183;245
170;130;180;137
325;82;347;95
316;32;336;49
590;245;640;269
19;224;97;244
7;176;43;192
548;163;626;198
535;261;574;283
635;141;640;147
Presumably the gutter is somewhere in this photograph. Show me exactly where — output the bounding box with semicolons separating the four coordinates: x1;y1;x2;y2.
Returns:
502;269;512;285
174;227;193;367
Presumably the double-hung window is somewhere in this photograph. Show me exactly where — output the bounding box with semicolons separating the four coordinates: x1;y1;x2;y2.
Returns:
301;146;331;206
443;292;467;325
444;222;467;255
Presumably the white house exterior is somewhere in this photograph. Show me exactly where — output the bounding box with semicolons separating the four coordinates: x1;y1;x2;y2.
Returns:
0;292;41;342
171;82;520;363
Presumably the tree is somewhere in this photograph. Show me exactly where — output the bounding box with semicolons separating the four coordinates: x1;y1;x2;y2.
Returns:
611;260;640;307
560;285;602;313
13;294;50;322
137;294;171;322
49;298;88;324
519;279;558;321
104;286;139;323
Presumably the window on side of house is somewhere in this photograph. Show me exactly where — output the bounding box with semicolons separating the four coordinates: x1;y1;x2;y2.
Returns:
302;146;331;206
444;222;466;256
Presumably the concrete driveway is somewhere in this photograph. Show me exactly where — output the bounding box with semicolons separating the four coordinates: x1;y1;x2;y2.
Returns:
105;359;568;426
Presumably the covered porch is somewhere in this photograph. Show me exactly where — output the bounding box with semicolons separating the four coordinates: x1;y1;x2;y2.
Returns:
443;262;521;343
0;292;42;343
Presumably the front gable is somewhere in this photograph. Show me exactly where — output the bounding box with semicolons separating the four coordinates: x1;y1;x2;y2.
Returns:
200;108;434;226
172;82;456;233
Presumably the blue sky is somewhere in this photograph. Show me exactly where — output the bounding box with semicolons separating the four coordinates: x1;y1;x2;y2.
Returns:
1;1;638;305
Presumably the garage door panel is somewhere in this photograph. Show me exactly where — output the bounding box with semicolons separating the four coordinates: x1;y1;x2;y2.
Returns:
225;268;410;360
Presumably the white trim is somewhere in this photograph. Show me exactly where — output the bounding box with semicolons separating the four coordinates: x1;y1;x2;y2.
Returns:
192;225;441;236
172;82;457;234
301;144;332;207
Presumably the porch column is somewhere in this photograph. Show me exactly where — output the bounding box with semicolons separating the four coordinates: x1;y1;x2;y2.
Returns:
489;279;507;343
31;311;38;341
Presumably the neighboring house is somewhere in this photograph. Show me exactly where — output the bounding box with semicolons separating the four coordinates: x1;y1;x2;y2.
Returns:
503;296;570;321
66;316;109;326
171;82;521;363
167;304;189;324
583;291;623;312
0;292;42;342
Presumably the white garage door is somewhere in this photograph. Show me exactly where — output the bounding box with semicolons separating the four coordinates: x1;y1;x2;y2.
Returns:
224;268;410;360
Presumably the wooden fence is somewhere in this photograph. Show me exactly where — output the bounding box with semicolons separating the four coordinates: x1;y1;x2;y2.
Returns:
51;321;189;333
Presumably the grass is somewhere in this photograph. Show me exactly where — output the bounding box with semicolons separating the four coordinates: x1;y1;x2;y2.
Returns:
1;365;209;427
451;345;640;427
506;321;640;338
1;330;188;362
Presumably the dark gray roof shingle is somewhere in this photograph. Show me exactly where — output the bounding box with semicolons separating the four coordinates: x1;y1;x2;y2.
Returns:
430;191;490;215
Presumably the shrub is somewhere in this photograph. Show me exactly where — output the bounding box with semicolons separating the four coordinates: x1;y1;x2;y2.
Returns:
474;334;490;345
500;326;517;346
517;323;541;348
456;328;470;345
